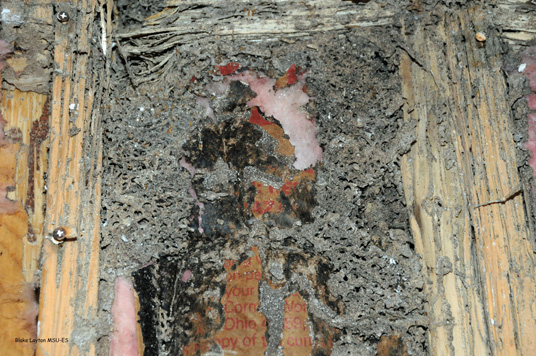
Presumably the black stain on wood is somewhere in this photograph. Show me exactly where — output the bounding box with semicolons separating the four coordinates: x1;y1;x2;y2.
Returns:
25;99;49;242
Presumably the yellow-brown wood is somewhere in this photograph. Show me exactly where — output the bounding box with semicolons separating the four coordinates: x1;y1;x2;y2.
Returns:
400;6;536;356
36;0;110;355
133;289;145;356
0;143;35;356
0;5;52;356
0;84;48;356
0;209;36;356
1;89;49;282
495;0;536;49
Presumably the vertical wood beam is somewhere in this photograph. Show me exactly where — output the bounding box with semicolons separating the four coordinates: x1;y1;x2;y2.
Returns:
400;6;536;356
36;0;109;355
0;88;49;356
0;1;52;350
1;90;49;282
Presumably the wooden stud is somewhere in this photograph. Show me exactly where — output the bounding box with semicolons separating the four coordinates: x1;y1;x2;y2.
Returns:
400;6;536;356
36;0;110;355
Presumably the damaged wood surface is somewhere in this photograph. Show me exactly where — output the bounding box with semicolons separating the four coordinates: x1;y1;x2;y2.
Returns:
1;0;53;93
0;3;51;355
1;0;534;355
0;90;47;356
495;0;536;47
119;0;394;42
36;0;111;355
1;89;49;282
115;0;396;84
400;5;536;356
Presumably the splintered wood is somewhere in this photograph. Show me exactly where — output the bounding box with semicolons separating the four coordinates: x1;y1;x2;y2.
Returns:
35;0;111;355
115;0;395;84
400;6;536;356
494;0;536;48
0;89;48;356
0;90;48;281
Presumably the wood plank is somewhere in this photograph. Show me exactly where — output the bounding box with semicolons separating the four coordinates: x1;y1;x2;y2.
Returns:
0;210;36;356
0;59;48;356
1;89;49;282
115;0;395;84
0;133;36;355
36;0;110;355
0;3;51;354
400;5;536;356
121;0;394;40
495;0;536;48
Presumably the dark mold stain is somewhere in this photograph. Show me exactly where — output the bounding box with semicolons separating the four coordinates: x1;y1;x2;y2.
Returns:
200;196;243;238
25;99;49;242
132;265;159;356
183;121;277;172
25;99;49;212
221;80;256;113
377;334;408;356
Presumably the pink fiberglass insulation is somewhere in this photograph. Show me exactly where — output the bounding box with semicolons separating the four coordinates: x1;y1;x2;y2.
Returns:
194;201;205;234
0;39;12;70
528;94;536;111
528;113;536;175
522;47;536;91
109;277;138;356
179;157;196;178
522;48;536;178
229;70;322;170
181;270;193;283
196;82;230;122
196;97;217;122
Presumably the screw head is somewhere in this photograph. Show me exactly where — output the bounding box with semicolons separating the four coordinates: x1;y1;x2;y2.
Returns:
52;227;67;242
57;11;70;23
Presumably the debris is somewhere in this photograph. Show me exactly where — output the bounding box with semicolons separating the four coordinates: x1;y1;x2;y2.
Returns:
110;277;139;356
216;63;241;76
475;32;486;42
229;69;322;170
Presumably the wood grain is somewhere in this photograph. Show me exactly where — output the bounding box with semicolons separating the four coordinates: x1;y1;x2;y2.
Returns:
36;0;110;355
400;5;536;356
0;210;36;356
0;77;48;356
0;1;529;356
120;0;395;41
1;89;49;282
495;0;536;48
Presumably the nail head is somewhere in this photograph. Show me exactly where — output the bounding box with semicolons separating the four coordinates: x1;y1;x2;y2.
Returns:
52;227;67;241
57;11;70;23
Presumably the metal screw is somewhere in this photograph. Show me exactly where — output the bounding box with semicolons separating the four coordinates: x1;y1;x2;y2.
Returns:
57;11;70;23
52;227;67;242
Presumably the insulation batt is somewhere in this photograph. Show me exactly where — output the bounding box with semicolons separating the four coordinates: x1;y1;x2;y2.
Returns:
522;48;536;91
109;277;138;356
527;113;536;175
522;48;536;178
229;71;322;170
196;97;216;122
529;94;536;111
